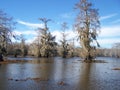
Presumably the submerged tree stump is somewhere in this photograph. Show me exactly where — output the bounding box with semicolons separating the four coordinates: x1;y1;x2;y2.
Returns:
83;60;93;63
0;54;3;61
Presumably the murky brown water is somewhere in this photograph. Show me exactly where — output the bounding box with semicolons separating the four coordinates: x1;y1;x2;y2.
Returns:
0;57;120;90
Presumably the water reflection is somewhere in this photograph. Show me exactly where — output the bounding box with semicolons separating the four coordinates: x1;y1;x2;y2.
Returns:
0;57;120;90
79;63;92;89
53;58;64;81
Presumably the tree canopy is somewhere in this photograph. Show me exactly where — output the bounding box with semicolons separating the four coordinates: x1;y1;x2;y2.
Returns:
0;10;15;60
0;10;15;52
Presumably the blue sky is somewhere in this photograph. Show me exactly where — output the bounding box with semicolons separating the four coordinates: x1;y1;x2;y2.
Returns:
0;0;120;48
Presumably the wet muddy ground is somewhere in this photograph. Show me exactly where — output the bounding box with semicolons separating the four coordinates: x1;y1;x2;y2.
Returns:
0;57;120;90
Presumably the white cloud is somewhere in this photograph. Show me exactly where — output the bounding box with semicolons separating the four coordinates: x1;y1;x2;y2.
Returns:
52;30;77;41
97;25;120;48
13;30;37;36
100;13;117;20
99;25;120;37
98;38;120;48
51;30;62;42
13;31;21;36
12;30;37;44
17;20;44;28
51;29;79;46
52;25;120;47
60;12;74;19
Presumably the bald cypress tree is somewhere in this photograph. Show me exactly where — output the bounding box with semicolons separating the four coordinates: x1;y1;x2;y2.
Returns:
37;18;57;57
59;22;69;58
74;0;100;61
0;10;15;61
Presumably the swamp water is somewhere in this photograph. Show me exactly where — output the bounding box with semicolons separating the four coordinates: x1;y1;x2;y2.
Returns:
0;57;120;90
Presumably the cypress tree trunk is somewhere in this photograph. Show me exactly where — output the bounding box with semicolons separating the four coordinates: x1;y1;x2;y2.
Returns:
0;54;3;61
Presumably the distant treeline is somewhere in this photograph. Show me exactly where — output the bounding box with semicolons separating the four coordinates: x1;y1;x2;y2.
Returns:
97;47;120;58
6;42;120;58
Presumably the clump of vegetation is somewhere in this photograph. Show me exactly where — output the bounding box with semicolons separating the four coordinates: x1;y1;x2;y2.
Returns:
74;0;100;62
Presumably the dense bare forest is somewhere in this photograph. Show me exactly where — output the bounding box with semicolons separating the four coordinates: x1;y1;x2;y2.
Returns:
0;0;120;61
0;10;120;61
